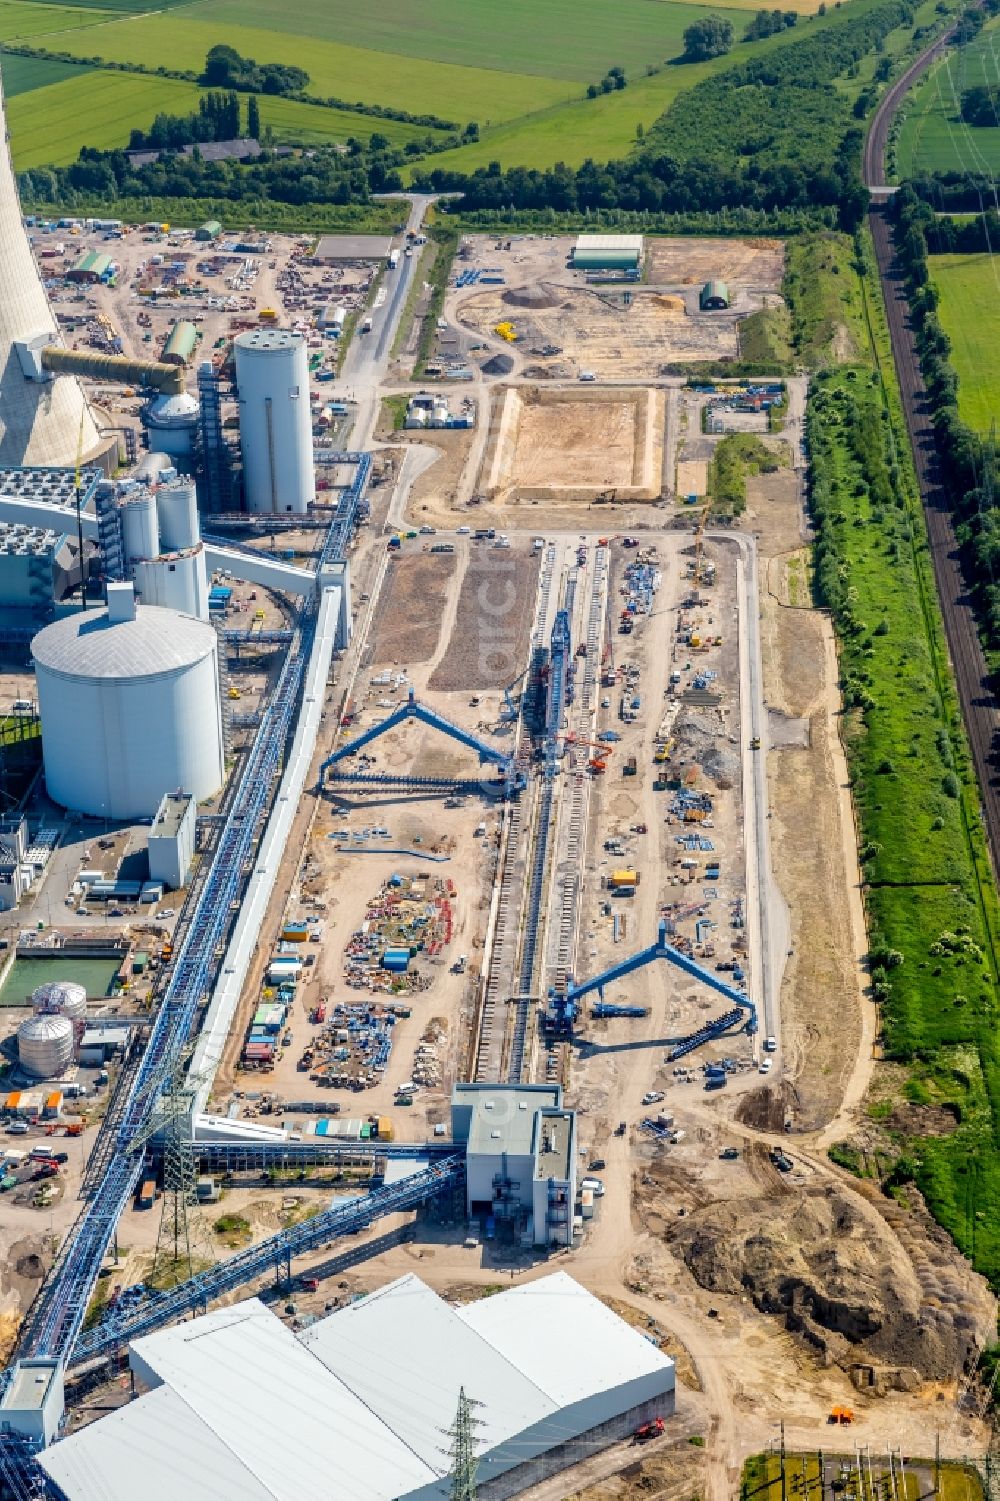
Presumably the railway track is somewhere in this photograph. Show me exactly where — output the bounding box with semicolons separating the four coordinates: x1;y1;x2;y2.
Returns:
864;30;1000;877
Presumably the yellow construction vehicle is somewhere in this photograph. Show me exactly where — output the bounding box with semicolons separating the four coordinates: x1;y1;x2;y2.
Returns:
750;736;760;750
494;321;517;342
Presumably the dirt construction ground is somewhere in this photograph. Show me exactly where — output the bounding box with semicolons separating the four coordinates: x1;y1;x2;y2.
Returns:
483;387;663;501
647;237;786;290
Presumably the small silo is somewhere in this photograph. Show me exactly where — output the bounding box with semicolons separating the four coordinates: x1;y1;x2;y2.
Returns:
18;1013;75;1078
156;479;199;553
235;329;315;514
120;490;160;564
32;581;224;820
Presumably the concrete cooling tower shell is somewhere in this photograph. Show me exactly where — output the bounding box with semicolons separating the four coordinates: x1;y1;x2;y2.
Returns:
32;594;225;820
18;1012;75;1078
0;64;102;467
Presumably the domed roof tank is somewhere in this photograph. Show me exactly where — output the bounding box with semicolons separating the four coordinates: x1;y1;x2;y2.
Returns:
32;980;87;1023
17;1013;75;1078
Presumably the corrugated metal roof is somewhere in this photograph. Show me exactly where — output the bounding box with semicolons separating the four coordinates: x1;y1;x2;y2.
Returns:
459;1270;673;1407
574;234;644;252
32;603;216;680
302;1274;557;1465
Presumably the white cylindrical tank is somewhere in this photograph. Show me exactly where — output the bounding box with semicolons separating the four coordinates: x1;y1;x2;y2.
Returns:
32;980;87;1023
120;491;159;563
32;584;225;820
18;1013;75;1078
157;479;199;552
143;392;198;459
133;550;209;621
235;329;315;514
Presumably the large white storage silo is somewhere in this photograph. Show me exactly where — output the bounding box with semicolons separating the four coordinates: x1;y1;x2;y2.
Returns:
133;552;208;621
235;329;315;514
18;1013;74;1078
32;582;224;820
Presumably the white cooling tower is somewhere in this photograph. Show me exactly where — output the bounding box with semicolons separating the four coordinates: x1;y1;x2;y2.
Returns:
0;63;102;467
235;329;315;514
32;582;224;819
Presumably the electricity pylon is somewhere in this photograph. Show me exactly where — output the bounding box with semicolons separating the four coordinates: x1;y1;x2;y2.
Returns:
443;1388;483;1501
132;1052;217;1288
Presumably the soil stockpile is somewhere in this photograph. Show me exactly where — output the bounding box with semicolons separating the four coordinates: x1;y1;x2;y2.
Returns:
673;707;739;786
672;1183;995;1382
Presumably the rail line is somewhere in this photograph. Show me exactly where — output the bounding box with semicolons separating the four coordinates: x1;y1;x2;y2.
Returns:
865;32;1000;879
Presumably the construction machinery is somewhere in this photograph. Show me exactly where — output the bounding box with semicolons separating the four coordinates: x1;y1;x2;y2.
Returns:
591;1003;648;1019
633;1418;665;1444
494;321;517;342
543;919;757;1045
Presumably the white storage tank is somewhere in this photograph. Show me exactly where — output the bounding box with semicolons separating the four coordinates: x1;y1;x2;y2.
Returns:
120;491;159;564
235;329;315;514
32;980;87;1024
143;391;198;459
32;582;224;820
18;1013;75;1078
156;479;199;552
133;551;209;621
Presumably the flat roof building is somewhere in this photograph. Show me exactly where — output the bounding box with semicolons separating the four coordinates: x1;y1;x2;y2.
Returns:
452;1083;577;1246
314;233;393;262
572;233;643;271
147;790;195;891
39;1274;675;1500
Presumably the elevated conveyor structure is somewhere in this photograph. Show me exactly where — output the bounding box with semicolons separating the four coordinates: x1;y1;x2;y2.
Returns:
544;919;757;1046
320;689;524;796
16;603;319;1366
69;1156;463;1364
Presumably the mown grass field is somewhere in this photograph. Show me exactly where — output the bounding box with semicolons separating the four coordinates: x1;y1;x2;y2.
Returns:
181;0;726;80
0;0;109;36
930;252;1000;433
895;16;1000;175
33;17;582;124
6;66;433;165
0;49;90;91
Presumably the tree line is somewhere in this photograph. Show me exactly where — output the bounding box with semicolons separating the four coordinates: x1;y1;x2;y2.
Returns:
890;186;1000;652
128;91;260;151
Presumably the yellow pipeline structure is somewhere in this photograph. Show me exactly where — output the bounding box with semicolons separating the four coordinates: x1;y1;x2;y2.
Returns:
40;346;185;395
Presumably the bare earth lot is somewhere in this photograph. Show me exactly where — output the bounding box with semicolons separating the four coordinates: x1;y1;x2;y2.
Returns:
483;386;663;501
647;237;786;289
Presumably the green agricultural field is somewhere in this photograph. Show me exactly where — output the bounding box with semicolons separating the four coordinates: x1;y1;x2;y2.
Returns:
0;0;110;37
0;50;90;92
931;252;1000;433
40;18;580;124
895;17;1000;176
6;69;433;164
182;0;727;80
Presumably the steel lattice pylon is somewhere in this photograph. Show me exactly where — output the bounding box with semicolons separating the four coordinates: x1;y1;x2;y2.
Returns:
150;1076;216;1287
444;1387;483;1501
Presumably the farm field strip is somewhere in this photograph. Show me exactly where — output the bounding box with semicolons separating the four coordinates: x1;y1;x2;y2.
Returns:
27;14;580;122
895;16;1000;175
179;0;724;80
0;50;91;91
0;0;112;36
930;252;1000;433
5;70;436;163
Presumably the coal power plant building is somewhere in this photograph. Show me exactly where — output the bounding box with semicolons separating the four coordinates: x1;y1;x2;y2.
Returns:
31;581;224;820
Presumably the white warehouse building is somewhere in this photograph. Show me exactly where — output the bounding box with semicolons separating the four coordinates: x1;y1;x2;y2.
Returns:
235;328;315;514
31;582;224;820
38;1273;675;1501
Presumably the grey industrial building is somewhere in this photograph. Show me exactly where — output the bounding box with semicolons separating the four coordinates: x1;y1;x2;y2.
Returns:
314;233;394;262
37;1273;675;1501
146;791;195;891
451;1083;577;1247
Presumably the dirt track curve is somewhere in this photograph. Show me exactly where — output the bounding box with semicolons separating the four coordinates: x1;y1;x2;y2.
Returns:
864;24;1000;877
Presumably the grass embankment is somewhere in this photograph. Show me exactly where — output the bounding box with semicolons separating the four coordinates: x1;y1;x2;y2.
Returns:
783;230;870;366
929;252;1000;434
807;231;1000;1285
708;434;785;514
19;194;399;234
412;225;460;376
